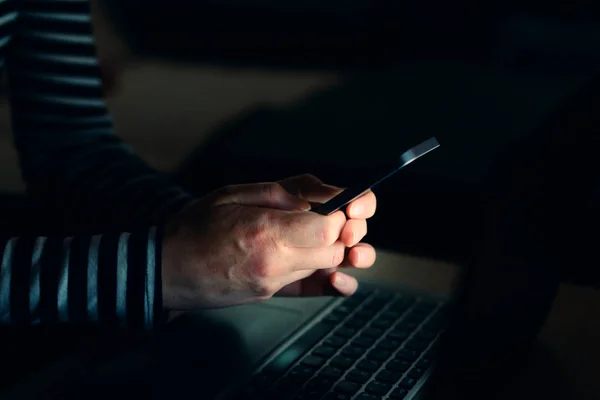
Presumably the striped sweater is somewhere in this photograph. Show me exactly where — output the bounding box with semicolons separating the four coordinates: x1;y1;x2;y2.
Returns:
0;0;195;328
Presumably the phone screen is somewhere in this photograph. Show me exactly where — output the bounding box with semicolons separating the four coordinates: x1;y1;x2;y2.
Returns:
312;137;440;216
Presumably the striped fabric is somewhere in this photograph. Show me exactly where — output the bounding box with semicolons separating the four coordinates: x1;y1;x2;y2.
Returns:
0;0;195;328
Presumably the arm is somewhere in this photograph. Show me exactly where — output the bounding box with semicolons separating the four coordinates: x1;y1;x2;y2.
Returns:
3;0;195;328
0;227;162;328
7;0;194;227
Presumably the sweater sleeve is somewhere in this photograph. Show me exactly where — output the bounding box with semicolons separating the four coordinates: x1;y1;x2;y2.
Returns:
3;0;195;328
0;227;164;328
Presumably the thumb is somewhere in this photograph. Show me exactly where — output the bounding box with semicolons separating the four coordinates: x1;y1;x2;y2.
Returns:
212;182;311;211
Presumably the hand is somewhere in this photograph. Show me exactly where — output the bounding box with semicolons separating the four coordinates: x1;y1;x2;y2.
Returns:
276;174;377;297
162;181;352;310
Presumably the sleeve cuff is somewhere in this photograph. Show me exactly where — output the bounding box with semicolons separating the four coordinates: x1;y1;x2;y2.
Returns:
147;225;168;329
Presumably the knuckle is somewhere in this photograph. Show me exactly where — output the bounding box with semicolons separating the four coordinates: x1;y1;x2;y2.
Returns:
320;225;337;246
250;245;279;279
357;220;368;239
250;277;278;299
331;245;345;267
263;182;285;200
212;184;236;204
240;213;276;251
251;256;272;279
219;184;236;197
320;217;343;246
301;173;321;183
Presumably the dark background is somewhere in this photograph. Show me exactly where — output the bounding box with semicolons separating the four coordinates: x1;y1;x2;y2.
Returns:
97;0;600;269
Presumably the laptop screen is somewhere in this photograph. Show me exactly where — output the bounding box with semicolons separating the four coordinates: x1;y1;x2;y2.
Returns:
423;75;600;398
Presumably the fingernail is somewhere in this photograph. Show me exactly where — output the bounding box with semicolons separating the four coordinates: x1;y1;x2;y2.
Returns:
323;183;342;191
295;201;311;211
289;198;310;211
334;273;346;288
355;250;362;265
351;204;363;216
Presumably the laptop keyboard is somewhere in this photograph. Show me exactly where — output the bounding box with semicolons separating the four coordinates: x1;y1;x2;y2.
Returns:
233;289;447;400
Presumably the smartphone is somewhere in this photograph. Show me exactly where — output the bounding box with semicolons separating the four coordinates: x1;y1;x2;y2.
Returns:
312;137;440;216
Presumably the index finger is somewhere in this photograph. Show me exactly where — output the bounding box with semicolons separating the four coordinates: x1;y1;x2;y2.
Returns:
276;210;347;248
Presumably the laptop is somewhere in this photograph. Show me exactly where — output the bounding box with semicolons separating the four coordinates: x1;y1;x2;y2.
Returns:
213;279;450;400
162;132;556;400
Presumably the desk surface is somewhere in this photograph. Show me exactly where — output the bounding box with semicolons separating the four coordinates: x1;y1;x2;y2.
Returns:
3;250;599;399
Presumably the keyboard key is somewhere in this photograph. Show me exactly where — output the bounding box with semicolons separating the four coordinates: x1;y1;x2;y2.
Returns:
343;296;365;308
313;346;337;358
406;339;429;352
405;310;425;321
355;310;374;320
424;318;444;332
306;377;336;392
396;349;420;361
345;319;368;329
349;289;370;301
363;300;387;311
380;310;403;320
288;366;314;381
341;346;363;359
398;321;419;332
417;356;433;368
334;380;361;395
323;393;353;400
375;369;403;383
415;330;437;341
387;331;410;341
366;349;392;362
377;339;402;350
334;327;358;338
386;359;411;372
357;359;381;372
335;305;354;316
365;381;393;396
263;323;333;375
347;369;371;384
362;328;385;338
323;314;345;324
425;346;439;358
404;312;426;323
250;372;275;388
399;377;418;389
325;336;346;348
330;356;355;369
371;318;394;329
321;366;344;379
293;389;324;400
408;367;426;379
356;395;379;400
389;387;409;399
352;336;375;348
301;355;326;368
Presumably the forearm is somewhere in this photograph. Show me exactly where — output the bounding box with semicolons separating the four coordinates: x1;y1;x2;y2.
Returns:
0;226;163;328
16;131;194;227
7;0;194;227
